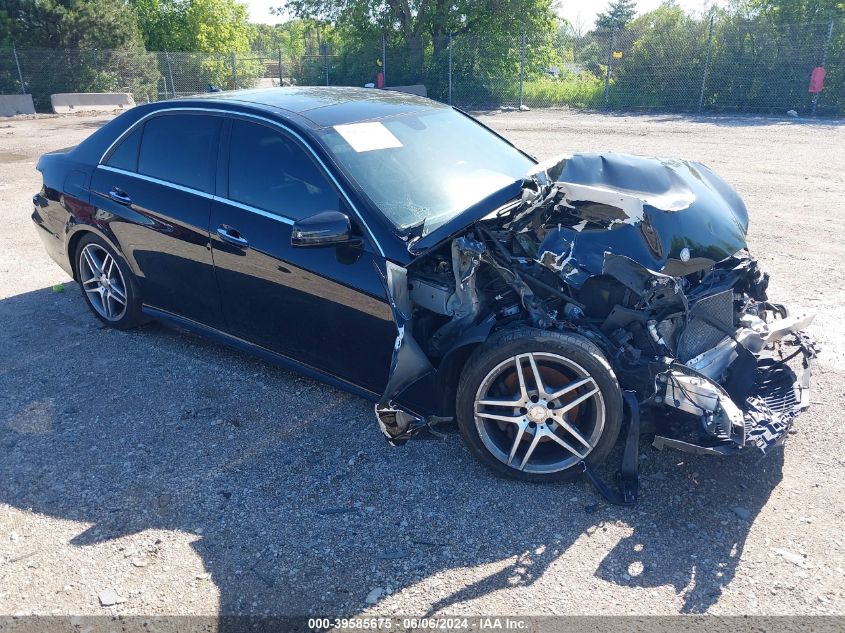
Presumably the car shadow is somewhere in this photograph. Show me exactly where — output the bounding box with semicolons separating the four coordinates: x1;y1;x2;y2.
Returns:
0;285;784;619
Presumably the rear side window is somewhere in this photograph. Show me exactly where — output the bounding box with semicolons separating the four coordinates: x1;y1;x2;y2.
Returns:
227;120;339;220
105;126;142;171
138;114;221;192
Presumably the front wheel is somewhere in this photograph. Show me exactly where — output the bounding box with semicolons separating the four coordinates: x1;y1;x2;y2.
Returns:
456;327;623;483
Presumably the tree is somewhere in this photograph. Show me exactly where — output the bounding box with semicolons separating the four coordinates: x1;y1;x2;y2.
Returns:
129;0;254;53
185;0;253;53
611;4;709;108
281;0;558;81
0;0;158;108
131;0;189;51
595;0;637;31
748;0;844;24
1;0;147;48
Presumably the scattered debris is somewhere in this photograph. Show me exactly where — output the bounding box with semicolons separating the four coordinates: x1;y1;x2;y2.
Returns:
365;587;384;604
772;548;814;568
733;506;752;520
97;588;126;606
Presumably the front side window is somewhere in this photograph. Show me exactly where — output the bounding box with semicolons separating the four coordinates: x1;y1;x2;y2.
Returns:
317;109;535;236
137;114;221;192
227;120;339;220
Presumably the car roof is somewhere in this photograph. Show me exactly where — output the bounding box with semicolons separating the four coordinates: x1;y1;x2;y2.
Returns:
184;86;449;128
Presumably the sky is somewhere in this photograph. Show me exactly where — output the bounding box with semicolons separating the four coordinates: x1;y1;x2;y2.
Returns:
244;0;727;29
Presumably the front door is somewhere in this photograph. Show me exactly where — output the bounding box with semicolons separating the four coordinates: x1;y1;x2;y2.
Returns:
210;118;395;393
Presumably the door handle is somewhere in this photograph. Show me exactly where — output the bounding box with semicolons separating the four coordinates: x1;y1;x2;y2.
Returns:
108;188;132;205
216;225;249;248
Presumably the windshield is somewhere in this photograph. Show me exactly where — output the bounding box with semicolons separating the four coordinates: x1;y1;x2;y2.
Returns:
317;109;535;236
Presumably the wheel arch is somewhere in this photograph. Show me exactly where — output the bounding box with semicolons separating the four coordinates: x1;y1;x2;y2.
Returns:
66;224;123;281
434;315;498;417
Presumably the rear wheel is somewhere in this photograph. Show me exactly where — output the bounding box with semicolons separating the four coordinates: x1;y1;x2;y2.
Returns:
75;234;143;329
456;327;623;482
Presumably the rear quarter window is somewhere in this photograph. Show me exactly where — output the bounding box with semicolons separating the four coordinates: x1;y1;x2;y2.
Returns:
105;126;142;172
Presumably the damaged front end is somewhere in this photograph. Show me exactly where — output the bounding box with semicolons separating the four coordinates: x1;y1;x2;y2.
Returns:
376;152;817;458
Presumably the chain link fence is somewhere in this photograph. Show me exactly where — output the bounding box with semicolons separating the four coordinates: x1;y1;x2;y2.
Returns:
2;15;843;116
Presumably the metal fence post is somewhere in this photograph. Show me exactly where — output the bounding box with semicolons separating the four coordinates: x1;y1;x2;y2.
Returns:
11;42;25;94
382;33;387;86
230;52;238;90
603;29;615;109
278;49;283;86
321;43;329;86
164;51;177;98
93;48;101;91
448;33;452;105
698;12;716;114
518;30;526;109
812;19;835;117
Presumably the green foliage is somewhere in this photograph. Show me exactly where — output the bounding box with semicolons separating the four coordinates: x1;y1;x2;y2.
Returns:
1;0;146;48
131;0;189;50
129;0;254;53
514;73;605;108
749;0;844;24
595;0;638;32
284;0;558;82
611;5;710;109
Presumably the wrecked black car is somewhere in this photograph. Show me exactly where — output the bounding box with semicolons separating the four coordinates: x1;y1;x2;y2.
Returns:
32;87;815;489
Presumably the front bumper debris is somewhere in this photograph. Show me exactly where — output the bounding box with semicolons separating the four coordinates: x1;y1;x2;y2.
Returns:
655;329;817;456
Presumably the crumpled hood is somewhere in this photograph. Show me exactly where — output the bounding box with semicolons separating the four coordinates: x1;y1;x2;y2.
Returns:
522;152;750;280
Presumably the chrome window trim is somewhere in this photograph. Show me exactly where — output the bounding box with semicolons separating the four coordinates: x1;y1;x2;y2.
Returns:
97;106;383;255
98;164;215;200
212;196;295;226
97;164;295;226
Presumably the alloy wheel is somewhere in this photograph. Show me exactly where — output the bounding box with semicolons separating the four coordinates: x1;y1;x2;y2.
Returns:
78;243;128;322
473;352;606;474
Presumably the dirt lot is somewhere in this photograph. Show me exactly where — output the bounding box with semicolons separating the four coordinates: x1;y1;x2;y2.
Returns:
1;109;844;619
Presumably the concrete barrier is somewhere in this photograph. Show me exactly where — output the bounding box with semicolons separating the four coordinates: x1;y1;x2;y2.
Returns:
0;94;36;117
385;85;427;97
50;92;135;114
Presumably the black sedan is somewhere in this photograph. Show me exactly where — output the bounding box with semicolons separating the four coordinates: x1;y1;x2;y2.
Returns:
32;87;815;487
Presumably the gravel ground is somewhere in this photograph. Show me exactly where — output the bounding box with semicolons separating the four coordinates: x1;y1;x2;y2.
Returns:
1;109;844;619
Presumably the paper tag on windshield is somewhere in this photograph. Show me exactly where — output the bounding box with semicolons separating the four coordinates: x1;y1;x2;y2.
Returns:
334;122;402;152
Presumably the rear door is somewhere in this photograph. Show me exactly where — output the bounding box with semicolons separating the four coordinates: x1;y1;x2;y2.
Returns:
209;117;395;392
91;112;223;327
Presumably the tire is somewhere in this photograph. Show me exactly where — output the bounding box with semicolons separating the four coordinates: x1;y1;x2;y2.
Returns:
456;327;623;483
74;233;143;329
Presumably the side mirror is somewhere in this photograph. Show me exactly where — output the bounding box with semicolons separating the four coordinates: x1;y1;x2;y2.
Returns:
291;211;351;247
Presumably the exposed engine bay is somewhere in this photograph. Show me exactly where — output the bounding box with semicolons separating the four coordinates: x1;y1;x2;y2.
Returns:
376;152;817;460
